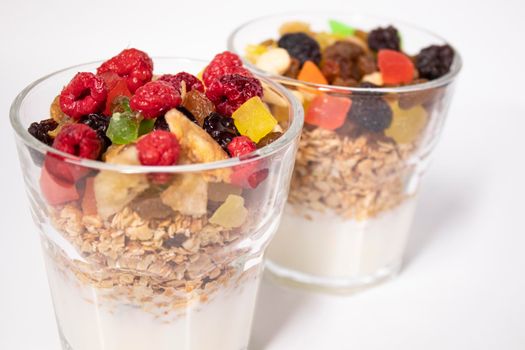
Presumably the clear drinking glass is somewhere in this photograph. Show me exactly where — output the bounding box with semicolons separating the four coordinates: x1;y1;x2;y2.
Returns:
10;58;303;350
229;13;462;292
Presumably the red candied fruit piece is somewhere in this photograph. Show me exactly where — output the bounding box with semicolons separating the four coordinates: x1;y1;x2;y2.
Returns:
40;166;80;205
81;177;98;215
137;130;180;184
227;136;268;188
206;74;263;116
97;48;153;93
104;78;132;116
377;49;415;85
59;72;108;120
130;81;181;119
158;72;204;94
45;124;102;182
305;95;352;130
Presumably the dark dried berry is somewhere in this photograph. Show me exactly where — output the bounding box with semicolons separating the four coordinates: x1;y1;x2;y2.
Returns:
278;32;321;66
415;45;454;80
347;96;392;132
203;112;239;151
154;115;169;131
28;119;58;146
358;81;380;88
79;114;111;152
163;234;187;249
357;54;377;76
368;26;400;51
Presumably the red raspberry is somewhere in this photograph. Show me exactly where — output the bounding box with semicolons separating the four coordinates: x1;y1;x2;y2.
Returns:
59;72;108;120
130;81;181;119
97;48;153;93
202;51;249;86
158;72;204;94
53;124;102;159
45;124;102;182
203;65;252;87
137;130;180;184
227;136;268;188
227;136;256;157
206;74;263;116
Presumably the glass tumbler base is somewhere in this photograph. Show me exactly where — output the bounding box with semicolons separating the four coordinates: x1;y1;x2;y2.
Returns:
265;260;402;294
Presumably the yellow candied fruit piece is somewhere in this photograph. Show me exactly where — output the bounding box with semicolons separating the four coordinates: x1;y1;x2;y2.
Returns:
245;44;269;64
279;21;312;35
209;194;248;228
232;97;278;143
314;32;346;50
385;102;428;144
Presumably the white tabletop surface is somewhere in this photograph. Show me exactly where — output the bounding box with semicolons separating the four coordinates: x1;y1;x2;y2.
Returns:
1;0;524;349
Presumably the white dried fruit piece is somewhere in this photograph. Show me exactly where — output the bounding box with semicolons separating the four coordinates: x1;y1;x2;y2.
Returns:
209;194;248;228
94;146;149;219
256;48;291;75
261;82;287;107
161;173;208;217
165;109;231;182
362;72;384;86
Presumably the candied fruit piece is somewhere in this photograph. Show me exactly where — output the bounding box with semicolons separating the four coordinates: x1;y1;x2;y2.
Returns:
181;90;216;126
104;78;132;116
297;61;328;85
161;173;207;217
385;102;428;144
245;44;268;64
209;194;248;228
279;21;311;35
305;95;351;130
106;111;140;144
378;49;415;85
81;177;97;216
329;19;356;36
232;97;277;143
40;166;79;205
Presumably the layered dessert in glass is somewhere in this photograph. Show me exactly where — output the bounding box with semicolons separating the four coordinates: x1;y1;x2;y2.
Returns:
10;49;302;349
229;13;462;291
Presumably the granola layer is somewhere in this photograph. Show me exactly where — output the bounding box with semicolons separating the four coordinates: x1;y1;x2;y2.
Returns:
46;202;258;316
288;128;415;220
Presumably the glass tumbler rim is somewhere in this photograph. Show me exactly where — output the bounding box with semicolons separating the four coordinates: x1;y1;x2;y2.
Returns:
227;11;463;94
10;56;304;174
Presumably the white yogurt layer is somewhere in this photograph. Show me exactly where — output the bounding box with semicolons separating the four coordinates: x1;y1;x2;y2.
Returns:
43;256;259;350
267;199;417;283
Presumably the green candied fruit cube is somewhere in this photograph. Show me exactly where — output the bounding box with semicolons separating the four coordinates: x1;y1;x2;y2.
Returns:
138;118;155;136
232;97;278;143
106;112;140;144
329;19;356;36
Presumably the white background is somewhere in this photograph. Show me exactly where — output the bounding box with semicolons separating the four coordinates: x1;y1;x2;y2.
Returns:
1;0;524;349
